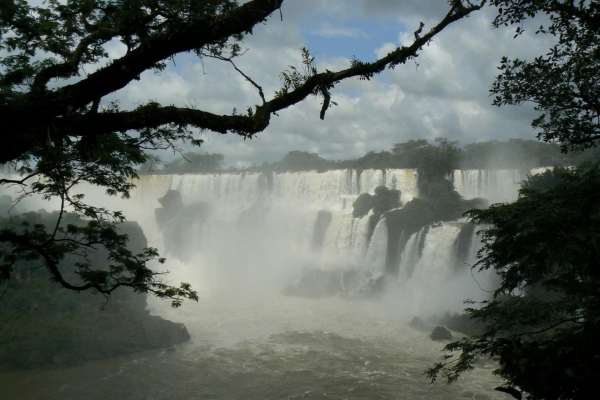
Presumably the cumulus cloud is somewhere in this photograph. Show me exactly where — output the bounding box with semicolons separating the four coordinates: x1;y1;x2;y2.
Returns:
96;1;556;167
311;22;367;38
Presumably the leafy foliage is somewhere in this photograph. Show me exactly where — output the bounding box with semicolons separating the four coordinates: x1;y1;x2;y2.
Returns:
426;3;600;397
426;162;600;399
246;138;570;175
0;209;197;307
490;0;600;152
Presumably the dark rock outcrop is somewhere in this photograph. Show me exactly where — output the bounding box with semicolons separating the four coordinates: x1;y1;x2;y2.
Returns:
439;312;484;336
136;315;191;348
45;312;191;368
353;193;375;218
430;326;453;341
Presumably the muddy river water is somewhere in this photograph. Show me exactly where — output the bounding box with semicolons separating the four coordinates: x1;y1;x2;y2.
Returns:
1;294;507;400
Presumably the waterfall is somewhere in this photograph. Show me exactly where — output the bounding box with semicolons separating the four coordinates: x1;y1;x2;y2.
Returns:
385;169;419;205
392;221;495;314
397;227;425;284
1;167;495;308
364;217;388;279
452;169;524;203
123;169;418;262
452;167;554;204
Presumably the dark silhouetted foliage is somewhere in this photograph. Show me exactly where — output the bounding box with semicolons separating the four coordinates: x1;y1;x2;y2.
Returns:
427;162;600;399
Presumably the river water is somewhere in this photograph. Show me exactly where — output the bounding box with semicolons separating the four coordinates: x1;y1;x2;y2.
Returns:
1;294;505;400
0;170;509;399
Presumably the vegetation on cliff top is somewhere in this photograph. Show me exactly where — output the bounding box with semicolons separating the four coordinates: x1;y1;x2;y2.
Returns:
140;138;597;176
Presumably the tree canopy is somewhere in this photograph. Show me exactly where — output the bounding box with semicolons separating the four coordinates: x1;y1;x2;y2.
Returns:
428;163;600;400
426;1;600;398
0;0;486;304
490;0;600;152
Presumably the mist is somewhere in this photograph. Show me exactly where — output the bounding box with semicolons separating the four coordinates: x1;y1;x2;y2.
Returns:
1;155;552;399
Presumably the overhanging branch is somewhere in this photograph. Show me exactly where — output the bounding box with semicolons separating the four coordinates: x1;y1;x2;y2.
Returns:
0;0;483;165
49;1;485;144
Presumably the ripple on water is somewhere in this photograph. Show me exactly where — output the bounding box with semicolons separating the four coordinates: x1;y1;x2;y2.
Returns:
0;295;505;400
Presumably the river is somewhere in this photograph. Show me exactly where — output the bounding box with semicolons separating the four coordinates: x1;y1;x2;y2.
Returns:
1;293;506;400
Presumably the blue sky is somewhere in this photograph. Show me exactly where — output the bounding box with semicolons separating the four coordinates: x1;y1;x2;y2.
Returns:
302;18;407;62
101;0;555;168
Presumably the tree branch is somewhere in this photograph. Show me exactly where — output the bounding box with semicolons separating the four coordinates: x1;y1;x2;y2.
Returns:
213;54;267;105
2;0;285;163
0;0;484;165
31;26;120;94
43;1;485;145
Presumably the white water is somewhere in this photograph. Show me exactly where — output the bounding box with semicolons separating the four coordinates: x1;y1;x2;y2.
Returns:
1;168;520;399
452;167;553;204
392;222;494;316
452;169;524;203
1;168;504;310
118;170;420;297
364;218;388;280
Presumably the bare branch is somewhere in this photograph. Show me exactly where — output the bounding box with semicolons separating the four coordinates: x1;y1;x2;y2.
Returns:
213;54;266;104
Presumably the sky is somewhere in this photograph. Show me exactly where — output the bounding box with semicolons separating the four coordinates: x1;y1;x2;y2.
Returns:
101;0;556;168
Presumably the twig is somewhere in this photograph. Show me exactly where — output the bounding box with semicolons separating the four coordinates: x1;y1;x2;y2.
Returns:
213;54;266;104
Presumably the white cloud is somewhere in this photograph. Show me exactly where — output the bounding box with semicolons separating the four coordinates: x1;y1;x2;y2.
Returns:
312;22;367;38
375;42;398;59
94;1;556;167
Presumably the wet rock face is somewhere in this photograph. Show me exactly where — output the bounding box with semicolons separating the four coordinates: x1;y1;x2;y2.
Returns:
430;326;453;341
138;315;191;348
352;193;374;218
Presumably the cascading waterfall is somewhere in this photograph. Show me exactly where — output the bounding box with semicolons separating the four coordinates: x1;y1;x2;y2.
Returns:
385;168;420;205
402;223;464;312
1;166;537;307
124;168;507;311
364;218;388;280
131;169;418;262
1;167;517;308
397;226;426;284
1;168;530;399
452;167;554;204
452;169;524;203
391;221;494;315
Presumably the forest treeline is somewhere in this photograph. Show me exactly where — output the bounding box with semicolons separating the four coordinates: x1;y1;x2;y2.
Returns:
139;138;599;177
